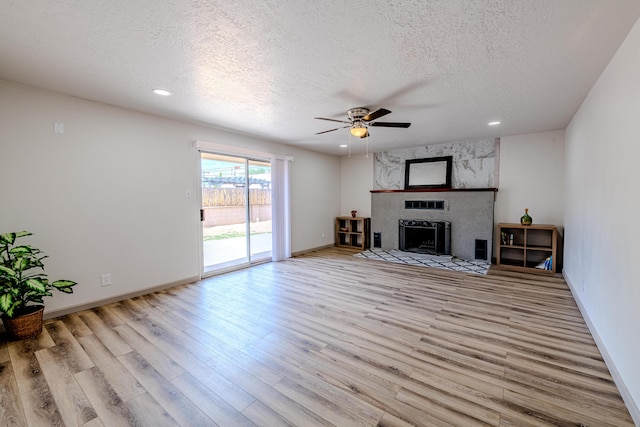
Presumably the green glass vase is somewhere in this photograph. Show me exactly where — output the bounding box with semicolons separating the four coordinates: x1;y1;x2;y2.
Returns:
520;208;532;226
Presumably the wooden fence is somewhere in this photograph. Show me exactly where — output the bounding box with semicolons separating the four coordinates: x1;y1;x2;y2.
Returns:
202;188;271;207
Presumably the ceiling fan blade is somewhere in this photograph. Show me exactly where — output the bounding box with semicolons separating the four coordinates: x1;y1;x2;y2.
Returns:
359;130;370;139
363;108;391;122
374;80;430;105
370;122;411;128
315;126;349;135
314;117;350;124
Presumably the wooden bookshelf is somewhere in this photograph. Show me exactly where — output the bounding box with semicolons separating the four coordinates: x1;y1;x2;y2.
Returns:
496;223;562;273
335;217;371;250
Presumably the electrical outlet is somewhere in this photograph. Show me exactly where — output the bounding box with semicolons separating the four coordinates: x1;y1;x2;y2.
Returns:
321;232;326;238
101;273;112;287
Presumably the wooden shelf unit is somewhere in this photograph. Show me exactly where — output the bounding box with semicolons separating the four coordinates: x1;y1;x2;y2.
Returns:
335;217;371;250
496;223;562;273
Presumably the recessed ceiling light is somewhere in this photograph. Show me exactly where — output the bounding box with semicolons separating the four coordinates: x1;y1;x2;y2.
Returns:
339;144;348;148
488;121;501;126
152;89;172;96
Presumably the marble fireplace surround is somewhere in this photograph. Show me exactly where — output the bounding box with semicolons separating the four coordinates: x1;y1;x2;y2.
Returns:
371;188;496;262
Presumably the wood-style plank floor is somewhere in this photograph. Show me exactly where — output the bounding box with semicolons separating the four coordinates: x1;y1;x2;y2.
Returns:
0;247;634;426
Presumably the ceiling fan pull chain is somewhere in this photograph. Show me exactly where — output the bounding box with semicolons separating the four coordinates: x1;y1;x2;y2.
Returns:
365;134;369;158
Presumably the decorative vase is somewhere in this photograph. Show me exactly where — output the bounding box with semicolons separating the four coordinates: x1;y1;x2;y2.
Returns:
351;210;357;218
1;305;44;340
520;208;533;226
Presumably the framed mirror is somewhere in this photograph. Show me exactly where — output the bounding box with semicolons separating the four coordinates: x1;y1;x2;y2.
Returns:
404;156;453;189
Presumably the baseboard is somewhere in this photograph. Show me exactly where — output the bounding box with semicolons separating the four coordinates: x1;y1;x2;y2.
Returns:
45;247;329;319
44;275;200;320
563;272;640;426
291;243;335;257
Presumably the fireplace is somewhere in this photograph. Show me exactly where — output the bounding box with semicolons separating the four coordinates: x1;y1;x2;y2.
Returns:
399;219;451;255
372;190;495;261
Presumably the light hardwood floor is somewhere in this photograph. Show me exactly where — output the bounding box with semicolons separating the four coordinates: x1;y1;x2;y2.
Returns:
0;247;634;426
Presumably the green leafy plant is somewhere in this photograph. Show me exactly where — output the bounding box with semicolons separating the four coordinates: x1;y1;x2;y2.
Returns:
0;231;76;318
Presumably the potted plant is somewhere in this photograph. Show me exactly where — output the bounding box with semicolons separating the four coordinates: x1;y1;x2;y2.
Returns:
0;231;77;340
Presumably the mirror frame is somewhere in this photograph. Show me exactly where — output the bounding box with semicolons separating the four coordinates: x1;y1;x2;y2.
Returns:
404;156;453;189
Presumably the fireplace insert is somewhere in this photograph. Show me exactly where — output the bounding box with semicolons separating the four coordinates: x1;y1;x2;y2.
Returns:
399;219;451;255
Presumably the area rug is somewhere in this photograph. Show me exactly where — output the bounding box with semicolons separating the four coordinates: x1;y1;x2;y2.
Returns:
354;248;490;275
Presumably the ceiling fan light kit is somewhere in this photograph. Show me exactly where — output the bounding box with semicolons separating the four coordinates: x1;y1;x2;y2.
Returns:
350;123;368;138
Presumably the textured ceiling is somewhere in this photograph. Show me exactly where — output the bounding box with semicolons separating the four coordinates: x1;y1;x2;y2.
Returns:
1;1;639;155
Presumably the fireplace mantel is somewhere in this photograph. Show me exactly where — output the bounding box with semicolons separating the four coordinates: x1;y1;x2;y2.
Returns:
371;188;497;193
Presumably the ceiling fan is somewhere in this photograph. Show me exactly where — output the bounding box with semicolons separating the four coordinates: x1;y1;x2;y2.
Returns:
315;107;411;138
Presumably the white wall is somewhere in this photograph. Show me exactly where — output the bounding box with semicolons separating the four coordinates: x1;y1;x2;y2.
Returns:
340;154;374;218
495;130;565;229
0;81;340;314
564;17;640;422
291;150;341;249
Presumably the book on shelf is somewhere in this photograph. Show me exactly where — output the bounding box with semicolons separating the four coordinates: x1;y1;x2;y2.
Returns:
536;256;553;270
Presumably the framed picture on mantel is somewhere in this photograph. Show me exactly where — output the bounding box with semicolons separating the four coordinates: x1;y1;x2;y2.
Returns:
404;156;453;189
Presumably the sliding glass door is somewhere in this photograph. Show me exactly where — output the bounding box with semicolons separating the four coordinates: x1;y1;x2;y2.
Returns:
247;159;272;261
200;152;272;273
